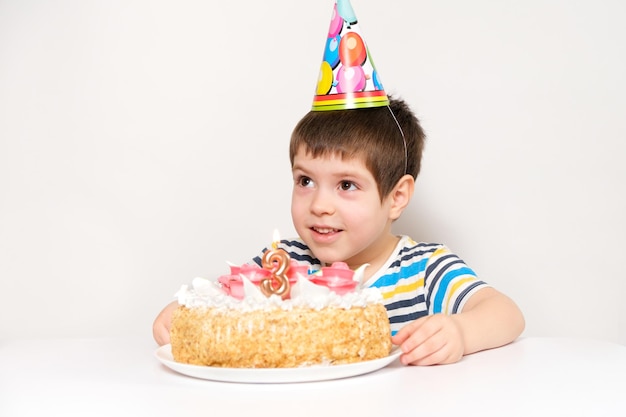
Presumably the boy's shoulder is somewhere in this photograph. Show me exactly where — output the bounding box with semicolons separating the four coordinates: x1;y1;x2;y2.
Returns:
398;235;446;254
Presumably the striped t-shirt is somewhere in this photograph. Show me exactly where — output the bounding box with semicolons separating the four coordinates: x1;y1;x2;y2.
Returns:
252;235;488;335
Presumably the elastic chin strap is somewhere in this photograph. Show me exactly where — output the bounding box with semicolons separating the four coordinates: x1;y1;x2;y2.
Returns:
387;105;408;175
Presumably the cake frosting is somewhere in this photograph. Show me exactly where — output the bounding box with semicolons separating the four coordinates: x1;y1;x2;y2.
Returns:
175;265;382;312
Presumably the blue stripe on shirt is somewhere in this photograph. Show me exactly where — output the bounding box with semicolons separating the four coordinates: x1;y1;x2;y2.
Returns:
370;257;429;288
432;266;476;313
426;256;464;310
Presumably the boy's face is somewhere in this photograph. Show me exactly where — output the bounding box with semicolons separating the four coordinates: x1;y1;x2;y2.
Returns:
291;146;397;269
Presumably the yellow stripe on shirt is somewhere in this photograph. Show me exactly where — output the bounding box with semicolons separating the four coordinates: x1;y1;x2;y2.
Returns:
381;278;424;300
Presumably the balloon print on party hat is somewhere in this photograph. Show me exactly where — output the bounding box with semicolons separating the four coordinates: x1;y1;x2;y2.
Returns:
312;0;389;111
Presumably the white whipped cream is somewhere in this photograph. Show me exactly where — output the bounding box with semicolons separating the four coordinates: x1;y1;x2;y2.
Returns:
175;274;384;311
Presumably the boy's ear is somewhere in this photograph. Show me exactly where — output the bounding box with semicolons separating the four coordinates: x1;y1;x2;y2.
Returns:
388;174;415;220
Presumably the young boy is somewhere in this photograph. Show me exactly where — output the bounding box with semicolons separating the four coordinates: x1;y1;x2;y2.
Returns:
153;96;525;366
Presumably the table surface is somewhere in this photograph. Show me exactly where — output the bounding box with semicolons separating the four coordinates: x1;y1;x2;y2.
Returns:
1;336;625;417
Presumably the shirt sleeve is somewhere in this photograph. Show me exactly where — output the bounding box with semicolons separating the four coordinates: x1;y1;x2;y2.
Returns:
423;245;489;315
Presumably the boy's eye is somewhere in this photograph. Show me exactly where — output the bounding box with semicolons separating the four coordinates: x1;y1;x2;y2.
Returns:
340;181;357;191
297;176;313;187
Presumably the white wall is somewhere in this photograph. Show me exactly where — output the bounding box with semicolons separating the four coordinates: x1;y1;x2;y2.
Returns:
1;0;625;345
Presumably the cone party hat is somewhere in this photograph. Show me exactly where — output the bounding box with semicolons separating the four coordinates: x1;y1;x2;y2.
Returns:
312;0;389;111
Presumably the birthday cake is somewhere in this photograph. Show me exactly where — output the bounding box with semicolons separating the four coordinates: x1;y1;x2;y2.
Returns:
170;249;392;368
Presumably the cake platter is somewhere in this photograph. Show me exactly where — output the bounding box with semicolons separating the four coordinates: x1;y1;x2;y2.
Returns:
155;344;402;383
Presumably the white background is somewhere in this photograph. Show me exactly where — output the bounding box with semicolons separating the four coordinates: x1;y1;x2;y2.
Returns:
1;0;624;345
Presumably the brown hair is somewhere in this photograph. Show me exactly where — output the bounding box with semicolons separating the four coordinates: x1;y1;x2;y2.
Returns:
289;96;426;200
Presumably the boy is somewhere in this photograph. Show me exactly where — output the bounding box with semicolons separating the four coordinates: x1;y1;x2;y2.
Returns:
153;96;525;365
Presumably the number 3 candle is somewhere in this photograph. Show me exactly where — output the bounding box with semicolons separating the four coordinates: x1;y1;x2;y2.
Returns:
260;229;291;299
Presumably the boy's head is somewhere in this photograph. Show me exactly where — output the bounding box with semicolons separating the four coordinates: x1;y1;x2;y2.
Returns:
289;96;426;200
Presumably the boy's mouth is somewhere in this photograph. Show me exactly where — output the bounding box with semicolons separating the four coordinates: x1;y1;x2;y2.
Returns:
311;227;341;235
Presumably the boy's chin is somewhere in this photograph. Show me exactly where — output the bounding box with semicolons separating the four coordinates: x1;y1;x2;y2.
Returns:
308;247;345;266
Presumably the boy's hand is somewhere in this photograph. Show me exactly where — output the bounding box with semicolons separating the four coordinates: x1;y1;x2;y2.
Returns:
152;301;179;346
390;314;465;366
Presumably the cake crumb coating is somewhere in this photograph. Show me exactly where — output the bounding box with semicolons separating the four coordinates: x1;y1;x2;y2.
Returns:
170;304;392;368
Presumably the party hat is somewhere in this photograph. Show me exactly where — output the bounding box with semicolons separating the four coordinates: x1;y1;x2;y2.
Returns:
312;0;389;111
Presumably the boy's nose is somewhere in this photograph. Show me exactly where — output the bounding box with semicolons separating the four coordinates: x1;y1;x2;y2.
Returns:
310;189;335;216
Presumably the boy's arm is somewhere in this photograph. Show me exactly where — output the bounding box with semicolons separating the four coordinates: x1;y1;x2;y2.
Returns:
452;287;525;355
391;287;525;365
152;301;180;346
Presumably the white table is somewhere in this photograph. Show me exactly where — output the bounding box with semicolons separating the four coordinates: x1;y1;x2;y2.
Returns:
1;336;625;417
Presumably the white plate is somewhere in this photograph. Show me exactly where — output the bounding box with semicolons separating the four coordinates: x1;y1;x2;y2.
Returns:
155;344;402;383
